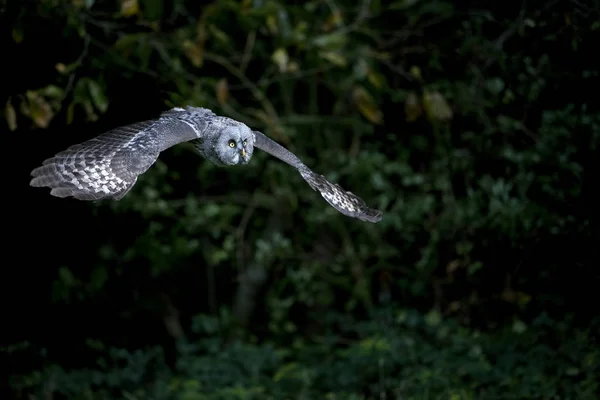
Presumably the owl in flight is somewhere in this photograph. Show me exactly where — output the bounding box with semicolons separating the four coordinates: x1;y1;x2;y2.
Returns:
30;107;382;223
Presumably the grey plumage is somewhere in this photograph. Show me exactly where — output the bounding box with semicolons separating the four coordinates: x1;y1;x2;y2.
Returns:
30;106;382;222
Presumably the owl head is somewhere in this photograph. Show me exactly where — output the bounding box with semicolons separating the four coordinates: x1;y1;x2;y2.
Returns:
193;122;255;167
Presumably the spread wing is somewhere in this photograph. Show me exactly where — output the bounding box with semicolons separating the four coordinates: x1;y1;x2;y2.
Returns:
252;130;382;223
30;116;200;200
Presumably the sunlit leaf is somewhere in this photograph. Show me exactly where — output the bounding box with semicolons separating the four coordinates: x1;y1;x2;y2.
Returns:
215;78;229;105
87;80;108;113
55;63;68;74
319;51;346;67
423;90;453;121
120;0;139;17
409;65;422;81
353;86;383;124
40;85;63;99
5;100;17;131
266;14;278;34
405;91;423;121
22;91;54;129
271;48;289;72
182;40;203;67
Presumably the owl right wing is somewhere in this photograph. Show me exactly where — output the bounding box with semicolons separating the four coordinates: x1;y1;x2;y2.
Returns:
30;111;202;200
252;130;382;223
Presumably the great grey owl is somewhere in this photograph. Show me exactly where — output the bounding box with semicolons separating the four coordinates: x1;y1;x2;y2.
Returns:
30;106;382;223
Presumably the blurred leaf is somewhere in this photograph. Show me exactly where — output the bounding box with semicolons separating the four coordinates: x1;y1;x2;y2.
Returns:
404;91;422;121
367;70;386;89
87;80;108;113
5;100;17;131
359;337;391;352
66;102;75;125
120;0;139;17
215;78;229;105
312;33;347;50
40;85;64;99
512;320;527;334
423;90;453;121
424;309;442;326
21;91;54;128
182;40;204;67
319;51;347;67
266;14;278;34
446;259;462;274
88;267;108;293
273;362;298;381
59;267;76;286
12;28;23;43
322;9;343;32
272;48;289;72
114;33;144;51
207;24;230;46
352;86;383;124
467;261;483;275
487;77;505;95
410;65;422;81
55;63;68;74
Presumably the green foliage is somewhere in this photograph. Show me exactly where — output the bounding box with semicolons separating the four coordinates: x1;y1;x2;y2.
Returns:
11;310;599;399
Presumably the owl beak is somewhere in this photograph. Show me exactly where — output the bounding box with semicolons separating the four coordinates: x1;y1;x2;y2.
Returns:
240;148;246;158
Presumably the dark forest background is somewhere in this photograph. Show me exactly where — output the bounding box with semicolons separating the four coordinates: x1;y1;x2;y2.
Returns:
2;0;600;399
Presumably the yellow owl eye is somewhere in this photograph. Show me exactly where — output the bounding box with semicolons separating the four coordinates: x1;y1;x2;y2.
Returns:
243;140;247;146
228;140;235;148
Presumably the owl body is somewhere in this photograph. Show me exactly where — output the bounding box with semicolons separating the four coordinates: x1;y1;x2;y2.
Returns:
30;106;382;222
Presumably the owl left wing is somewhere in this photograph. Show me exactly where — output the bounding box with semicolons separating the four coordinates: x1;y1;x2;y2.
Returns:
30;111;201;201
252;130;382;223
